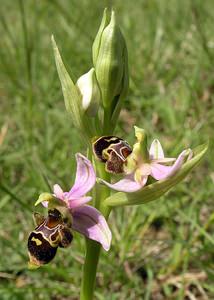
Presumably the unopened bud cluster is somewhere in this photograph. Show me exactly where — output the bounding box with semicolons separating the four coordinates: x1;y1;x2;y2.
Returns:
93;9;129;121
53;8;129;138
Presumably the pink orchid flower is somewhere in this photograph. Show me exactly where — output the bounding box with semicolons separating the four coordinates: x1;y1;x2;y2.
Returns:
45;153;112;251
100;139;193;193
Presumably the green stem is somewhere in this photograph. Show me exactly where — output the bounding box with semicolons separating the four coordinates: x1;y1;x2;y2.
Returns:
80;240;101;300
80;162;111;300
103;109;111;135
80;206;111;300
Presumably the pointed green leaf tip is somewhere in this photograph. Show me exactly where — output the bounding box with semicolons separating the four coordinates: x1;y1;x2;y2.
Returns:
51;35;82;129
92;8;110;66
104;142;209;207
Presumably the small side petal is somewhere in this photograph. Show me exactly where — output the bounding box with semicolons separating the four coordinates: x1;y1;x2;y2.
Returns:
53;184;64;200
149;139;165;160
98;174;147;192
67;196;92;209
72;205;112;251
151;149;192;180
68;153;96;198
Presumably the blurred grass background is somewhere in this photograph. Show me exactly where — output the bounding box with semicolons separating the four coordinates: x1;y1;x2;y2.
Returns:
0;0;213;299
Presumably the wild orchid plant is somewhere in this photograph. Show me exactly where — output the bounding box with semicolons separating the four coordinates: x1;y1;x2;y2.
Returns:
27;8;208;300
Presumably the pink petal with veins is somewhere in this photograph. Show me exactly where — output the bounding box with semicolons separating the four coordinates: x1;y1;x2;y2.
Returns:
68;153;96;198
53;184;65;200
68;196;92;209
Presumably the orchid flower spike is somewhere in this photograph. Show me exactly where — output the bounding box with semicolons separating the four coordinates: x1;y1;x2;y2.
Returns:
98;127;193;193
35;153;112;252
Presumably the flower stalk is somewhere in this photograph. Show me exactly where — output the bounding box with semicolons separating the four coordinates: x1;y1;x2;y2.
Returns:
80;240;101;300
80;161;111;300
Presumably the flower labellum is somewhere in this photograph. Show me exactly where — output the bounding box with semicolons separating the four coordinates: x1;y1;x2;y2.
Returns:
28;208;73;269
92;135;132;173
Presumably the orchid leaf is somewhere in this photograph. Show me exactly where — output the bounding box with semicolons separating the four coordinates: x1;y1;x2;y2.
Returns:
104;142;208;207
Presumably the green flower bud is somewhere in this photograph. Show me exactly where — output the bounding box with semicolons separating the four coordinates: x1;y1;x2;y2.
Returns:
76;68;101;117
93;10;129;117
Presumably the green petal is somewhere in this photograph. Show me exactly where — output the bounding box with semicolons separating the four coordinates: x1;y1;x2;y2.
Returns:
104;142;208;207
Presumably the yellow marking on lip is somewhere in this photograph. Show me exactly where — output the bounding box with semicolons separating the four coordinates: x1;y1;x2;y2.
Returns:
104;137;118;142
31;237;42;246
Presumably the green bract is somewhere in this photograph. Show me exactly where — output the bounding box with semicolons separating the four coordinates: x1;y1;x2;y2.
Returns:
92;8;110;66
52;36;97;139
104;142;208;207
52;37;82;126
